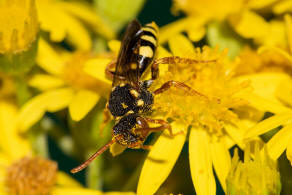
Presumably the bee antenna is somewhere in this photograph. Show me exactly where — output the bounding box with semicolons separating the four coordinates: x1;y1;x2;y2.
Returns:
70;139;115;174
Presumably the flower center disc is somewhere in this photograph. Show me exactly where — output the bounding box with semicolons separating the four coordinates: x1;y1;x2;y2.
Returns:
5;157;57;195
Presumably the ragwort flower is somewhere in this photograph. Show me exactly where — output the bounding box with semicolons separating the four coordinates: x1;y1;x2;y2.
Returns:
137;34;291;195
36;0;114;50
237;14;292;166
0;101;135;195
160;0;288;49
17;39;112;132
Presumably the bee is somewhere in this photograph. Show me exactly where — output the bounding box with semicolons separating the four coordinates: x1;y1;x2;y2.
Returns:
71;20;213;173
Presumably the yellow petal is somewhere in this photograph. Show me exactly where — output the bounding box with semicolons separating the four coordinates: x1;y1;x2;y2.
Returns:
69;89;100;121
62;16;92;50
0;180;7;195
37;38;65;75
247;0;278;9
245;112;292;139
0;102;31;160
189;128;216;195
159;18;189;44
229;10;269;40
273;0;292;14
44;88;74;112
265;122;292;160
56;171;82;187
37;1;92;50
187;26;206;42
157;46;172;59
258;46;292;63
84;58;112;87
168;34;195;57
57;1;115;39
224;119;257;148
286;137;292;165
0;152;12;167
18;88;74;131
210;139;231;193
224;123;244;148
276;77;292;107
285;14;292;54
236;72;290;104
137;122;186;195
51;187;103;195
108;40;121;55
235;90;290;114
29;74;65;91
262;20;287;47
159;17;207;44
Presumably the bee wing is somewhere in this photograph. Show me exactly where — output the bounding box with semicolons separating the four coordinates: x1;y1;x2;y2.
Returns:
113;19;142;88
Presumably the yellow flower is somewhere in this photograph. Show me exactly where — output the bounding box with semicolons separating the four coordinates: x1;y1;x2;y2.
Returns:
241;14;292;166
136;34;291;195
0;101;134;195
17;39;112;132
226;142;281;195
161;0;287;48
257;14;292;68
36;0;114;50
0;0;39;74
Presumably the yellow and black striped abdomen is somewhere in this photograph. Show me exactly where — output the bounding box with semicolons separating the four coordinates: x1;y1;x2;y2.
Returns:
136;22;158;76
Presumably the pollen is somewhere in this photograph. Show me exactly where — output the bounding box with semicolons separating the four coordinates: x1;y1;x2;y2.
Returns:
137;99;144;106
0;0;39;53
5;156;58;195
121;102;128;109
130;89;140;98
151;46;248;136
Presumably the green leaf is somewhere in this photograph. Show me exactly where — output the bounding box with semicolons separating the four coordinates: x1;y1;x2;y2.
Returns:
207;22;245;59
95;0;146;32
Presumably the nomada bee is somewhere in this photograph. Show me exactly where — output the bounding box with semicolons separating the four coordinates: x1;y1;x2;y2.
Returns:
71;20;214;173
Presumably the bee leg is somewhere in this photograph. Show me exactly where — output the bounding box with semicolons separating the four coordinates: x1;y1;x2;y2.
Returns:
137;117;183;137
153;80;208;99
106;60;127;81
151;56;216;80
99;106;111;137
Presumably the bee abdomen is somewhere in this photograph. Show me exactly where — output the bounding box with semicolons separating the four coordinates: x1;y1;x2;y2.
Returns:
136;22;159;76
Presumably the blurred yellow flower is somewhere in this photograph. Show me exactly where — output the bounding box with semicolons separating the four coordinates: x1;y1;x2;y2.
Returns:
239;14;292;166
0;0;39;74
36;0;114;50
17;39;112;132
137;34;291;195
226;142;281;195
0;101;135;195
161;0;287;48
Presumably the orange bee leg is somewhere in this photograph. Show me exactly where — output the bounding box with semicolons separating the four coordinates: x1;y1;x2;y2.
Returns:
151;56;217;80
153;80;208;99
